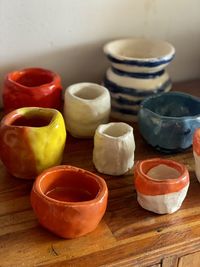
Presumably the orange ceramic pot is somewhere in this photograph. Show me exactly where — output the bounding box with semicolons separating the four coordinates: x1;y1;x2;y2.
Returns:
134;158;189;214
0;107;66;179
31;165;108;238
3;68;62;113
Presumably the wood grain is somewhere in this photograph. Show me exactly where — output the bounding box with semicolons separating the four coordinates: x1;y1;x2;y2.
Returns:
0;80;200;267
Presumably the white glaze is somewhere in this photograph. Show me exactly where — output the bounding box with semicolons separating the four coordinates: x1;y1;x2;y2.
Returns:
193;151;200;182
64;83;111;138
93;122;135;175
147;164;180;180
137;184;189;214
106;67;170;90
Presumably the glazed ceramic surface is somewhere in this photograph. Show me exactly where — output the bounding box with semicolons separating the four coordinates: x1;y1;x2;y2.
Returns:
193;129;200;182
103;38;175;121
134;158;189;214
93;122;135;175
31;165;108;239
3;68;62;113
0;107;66;179
138;91;200;153
64;82;111;138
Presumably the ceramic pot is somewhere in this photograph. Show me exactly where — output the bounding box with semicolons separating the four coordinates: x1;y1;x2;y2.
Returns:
138;91;200;153
3;68;62;113
93;122;135;175
103;38;175;121
31;165;108;238
0;107;66;179
193;129;200;182
64;82;111;138
134;158;189;214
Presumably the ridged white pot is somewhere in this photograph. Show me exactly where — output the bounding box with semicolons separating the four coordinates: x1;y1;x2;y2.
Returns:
64;83;111;138
93;122;135;175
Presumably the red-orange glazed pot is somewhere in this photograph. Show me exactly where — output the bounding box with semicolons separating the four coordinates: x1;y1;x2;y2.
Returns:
31;165;108;239
134;158;189;214
3;68;62;113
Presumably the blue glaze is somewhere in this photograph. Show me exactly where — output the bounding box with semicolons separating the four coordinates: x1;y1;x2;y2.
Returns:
112;96;142;106
104;76;171;97
106;53;175;67
111;67;165;79
138;91;200;153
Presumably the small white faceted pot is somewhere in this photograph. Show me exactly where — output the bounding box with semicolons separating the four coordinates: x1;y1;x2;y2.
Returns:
134;158;190;214
64;83;111;138
193;129;200;182
93;122;135;175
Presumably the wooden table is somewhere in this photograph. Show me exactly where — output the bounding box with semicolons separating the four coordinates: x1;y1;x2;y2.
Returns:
1;80;200;267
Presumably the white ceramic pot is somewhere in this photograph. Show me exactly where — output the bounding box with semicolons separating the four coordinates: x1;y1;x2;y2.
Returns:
93;122;135;175
103;38;175;121
64;83;111;138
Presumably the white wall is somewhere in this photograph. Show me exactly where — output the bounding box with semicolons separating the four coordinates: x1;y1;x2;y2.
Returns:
1;0;200;107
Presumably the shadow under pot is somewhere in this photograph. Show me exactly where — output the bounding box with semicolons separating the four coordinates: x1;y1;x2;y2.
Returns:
31;165;108;239
0;107;66;179
64;82;111;138
138;91;200;153
134;158;189;214
3;68;62;113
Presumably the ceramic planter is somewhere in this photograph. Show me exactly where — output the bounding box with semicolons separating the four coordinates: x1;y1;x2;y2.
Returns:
64;82;111;138
193;129;200;182
31;165;108;239
3;68;62;113
93;122;135;175
134;158;189;214
138;91;200;153
103;38;175;121
0;107;66;179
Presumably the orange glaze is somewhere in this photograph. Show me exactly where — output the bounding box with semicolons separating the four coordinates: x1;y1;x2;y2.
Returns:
46;187;94;202
193;129;200;156
134;158;189;196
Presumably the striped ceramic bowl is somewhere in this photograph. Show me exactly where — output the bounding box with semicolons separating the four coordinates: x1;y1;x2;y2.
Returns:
103;38;175;121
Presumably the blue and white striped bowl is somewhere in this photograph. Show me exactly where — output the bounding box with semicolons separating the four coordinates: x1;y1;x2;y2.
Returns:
104;38;175;73
103;38;175;121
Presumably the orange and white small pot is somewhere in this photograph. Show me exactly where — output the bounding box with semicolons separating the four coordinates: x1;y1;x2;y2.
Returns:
134;158;189;214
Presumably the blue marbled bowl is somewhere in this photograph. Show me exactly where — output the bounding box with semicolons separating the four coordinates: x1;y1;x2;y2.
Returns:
138;91;200;153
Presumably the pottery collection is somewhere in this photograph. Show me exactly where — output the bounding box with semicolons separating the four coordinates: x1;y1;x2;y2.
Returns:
64;82;111;138
93;122;135;175
103;38;175;122
0;37;199;238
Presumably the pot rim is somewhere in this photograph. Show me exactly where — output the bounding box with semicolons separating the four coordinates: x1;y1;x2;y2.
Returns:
104;38;175;62
140;91;200;120
32;165;108;207
66;82;109;103
1;107;60;129
96;122;133;140
6;67;61;90
135;158;188;184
